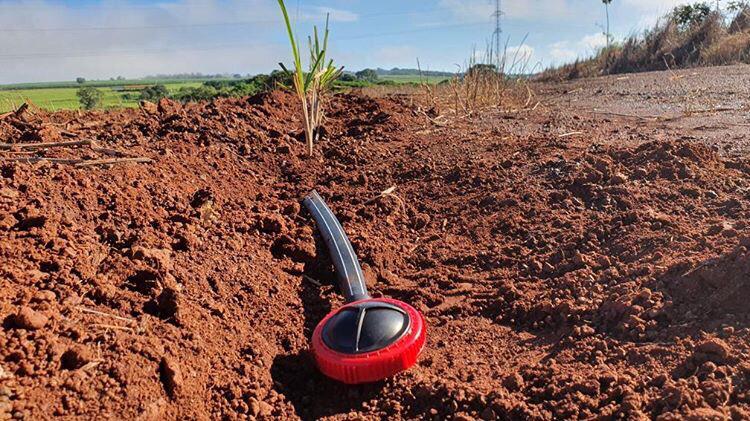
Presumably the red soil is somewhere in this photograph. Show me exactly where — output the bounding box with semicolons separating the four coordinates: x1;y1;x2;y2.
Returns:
1;90;749;419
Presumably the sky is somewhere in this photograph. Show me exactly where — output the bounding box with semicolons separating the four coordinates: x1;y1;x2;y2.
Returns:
0;0;730;83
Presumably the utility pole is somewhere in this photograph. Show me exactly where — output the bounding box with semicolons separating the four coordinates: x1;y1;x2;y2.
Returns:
493;0;503;72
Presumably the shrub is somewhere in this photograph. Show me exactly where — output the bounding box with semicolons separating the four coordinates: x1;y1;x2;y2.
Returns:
355;69;378;82
139;84;169;102
76;87;103;110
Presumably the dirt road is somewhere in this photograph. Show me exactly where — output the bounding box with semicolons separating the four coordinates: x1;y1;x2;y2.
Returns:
1;68;750;419
541;64;750;157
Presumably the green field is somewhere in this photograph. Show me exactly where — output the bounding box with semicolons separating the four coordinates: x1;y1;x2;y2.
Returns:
0;75;451;113
0;80;212;113
380;74;451;84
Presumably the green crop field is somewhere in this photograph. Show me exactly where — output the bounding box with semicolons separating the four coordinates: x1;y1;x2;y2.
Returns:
379;74;451;84
0;75;450;113
0;81;210;113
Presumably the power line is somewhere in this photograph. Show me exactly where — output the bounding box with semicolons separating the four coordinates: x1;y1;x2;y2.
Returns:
0;21;492;60
0;20;277;32
493;0;503;69
341;21;491;41
0;8;455;33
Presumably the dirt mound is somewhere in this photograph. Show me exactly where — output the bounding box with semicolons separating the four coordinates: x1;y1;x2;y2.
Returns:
2;92;750;419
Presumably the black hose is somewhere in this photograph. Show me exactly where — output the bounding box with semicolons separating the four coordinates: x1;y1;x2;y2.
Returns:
303;190;370;303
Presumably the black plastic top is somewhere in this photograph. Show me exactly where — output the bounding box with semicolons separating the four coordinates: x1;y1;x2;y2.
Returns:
321;300;411;354
303;191;370;303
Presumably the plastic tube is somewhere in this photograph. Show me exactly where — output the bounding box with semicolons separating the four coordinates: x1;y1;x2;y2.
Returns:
303;190;370;303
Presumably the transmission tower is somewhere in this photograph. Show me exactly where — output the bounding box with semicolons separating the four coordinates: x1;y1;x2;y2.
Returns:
492;0;503;72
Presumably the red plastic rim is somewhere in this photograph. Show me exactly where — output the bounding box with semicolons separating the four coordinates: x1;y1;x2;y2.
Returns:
311;298;427;384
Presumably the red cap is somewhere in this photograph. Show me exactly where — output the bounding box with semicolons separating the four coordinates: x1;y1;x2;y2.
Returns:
311;298;427;384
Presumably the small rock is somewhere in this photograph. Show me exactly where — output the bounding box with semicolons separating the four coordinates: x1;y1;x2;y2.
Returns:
0;188;18;199
502;373;524;391
271;235;315;262
633;167;648;179
573;251;588;267
130;247;172;272
31;290;56;303
684;407;727;421
140;100;158;115
695;339;730;364
529;259;543;273
159;357;183;398
0;214;16;230
282;202;301;216
248;398;260;416
610;172;628;185
481;407;497;420
259;214;285;234
60;346;93;370
155;287;180;323
157;98;181;115
12;307;48;330
596;255;612;269
258;401;273;417
454;413;475;421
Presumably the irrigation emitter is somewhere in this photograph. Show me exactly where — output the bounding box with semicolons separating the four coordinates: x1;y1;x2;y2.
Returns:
303;191;426;384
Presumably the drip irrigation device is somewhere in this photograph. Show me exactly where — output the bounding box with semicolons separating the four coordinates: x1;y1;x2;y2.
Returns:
302;190;427;384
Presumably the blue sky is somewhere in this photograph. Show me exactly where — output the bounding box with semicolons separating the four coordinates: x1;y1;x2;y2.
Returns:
0;0;725;83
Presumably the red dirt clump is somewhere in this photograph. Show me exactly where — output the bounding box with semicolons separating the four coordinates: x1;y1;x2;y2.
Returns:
1;90;750;419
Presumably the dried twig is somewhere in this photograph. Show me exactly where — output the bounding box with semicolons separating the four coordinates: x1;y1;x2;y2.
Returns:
364;186;398;205
0;103;29;120
78;306;137;325
364;186;406;214
0;139;92;151
90;324;135;332
0;157;84;164
303;275;322;287
74;157;152;167
558;131;584;138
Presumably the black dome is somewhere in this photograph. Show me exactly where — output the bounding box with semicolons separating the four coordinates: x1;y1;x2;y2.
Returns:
321;301;411;354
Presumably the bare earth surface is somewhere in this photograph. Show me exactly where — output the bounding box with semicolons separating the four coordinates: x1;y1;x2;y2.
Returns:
2;66;750;420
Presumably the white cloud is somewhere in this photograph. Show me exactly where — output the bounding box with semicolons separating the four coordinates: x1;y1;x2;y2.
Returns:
373;46;419;66
438;0;494;22
305;7;359;23
621;0;689;14
0;0;361;83
505;44;537;72
580;33;608;50
620;0;719;30
548;41;577;63
544;32;608;66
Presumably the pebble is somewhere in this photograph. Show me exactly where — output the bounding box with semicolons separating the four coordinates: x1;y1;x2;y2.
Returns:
258;401;273;417
13;307;48;330
610;172;628;185
60;346;93;370
31;290;56;303
159;357;183;398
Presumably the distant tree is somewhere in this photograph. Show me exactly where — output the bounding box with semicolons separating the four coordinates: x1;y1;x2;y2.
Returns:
117;76;125;81
76;77;86;84
673;2;712;27
602;0;613;49
338;73;357;82
728;1;750;12
76;86;103;110
355;69;379;82
467;63;497;76
139;84;169;102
